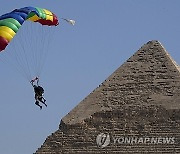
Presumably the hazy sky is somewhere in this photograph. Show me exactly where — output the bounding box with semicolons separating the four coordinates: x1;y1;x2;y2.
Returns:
0;1;180;153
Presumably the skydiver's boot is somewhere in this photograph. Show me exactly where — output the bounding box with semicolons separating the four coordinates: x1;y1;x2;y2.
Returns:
35;101;42;110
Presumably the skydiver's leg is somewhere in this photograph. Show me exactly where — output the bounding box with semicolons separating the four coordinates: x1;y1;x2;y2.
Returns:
35;101;42;110
42;97;46;103
35;94;38;101
38;96;47;107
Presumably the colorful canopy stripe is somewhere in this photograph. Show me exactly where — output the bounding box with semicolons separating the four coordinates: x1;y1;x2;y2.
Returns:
0;6;59;51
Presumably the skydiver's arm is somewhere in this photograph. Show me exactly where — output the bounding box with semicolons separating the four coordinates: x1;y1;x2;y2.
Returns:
30;77;39;86
30;80;34;86
37;78;39;86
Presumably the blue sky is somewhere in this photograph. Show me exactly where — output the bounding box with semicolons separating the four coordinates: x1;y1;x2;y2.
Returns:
0;1;180;153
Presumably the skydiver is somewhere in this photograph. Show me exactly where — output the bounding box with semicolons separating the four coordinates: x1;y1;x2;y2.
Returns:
30;77;47;110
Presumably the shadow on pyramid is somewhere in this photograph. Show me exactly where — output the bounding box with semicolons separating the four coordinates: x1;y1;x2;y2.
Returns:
36;40;180;154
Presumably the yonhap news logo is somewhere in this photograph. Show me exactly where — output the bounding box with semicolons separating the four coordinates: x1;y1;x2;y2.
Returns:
96;133;110;148
96;133;175;148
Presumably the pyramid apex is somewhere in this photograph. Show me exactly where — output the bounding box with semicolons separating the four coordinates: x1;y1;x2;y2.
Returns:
62;40;180;125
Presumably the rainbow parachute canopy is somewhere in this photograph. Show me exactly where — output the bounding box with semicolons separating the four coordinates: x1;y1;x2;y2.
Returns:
0;6;59;51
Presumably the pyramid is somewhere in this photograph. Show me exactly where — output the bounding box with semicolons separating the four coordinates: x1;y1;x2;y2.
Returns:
35;40;180;153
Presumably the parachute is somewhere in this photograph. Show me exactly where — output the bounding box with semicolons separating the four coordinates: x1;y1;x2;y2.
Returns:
0;7;75;81
0;7;59;51
0;6;60;81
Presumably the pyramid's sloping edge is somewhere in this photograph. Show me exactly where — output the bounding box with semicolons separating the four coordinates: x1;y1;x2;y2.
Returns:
62;40;180;125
